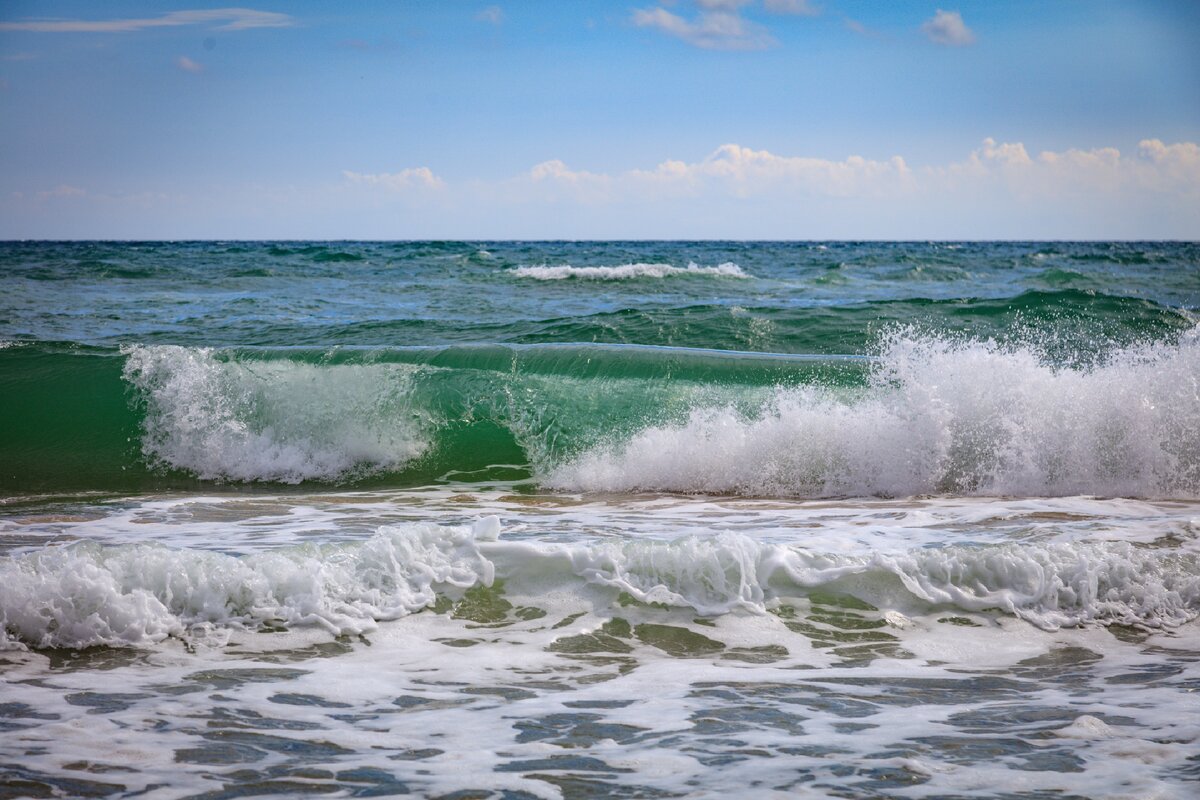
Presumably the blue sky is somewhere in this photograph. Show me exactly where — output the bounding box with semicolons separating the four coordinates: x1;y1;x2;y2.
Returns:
1;1;1197;238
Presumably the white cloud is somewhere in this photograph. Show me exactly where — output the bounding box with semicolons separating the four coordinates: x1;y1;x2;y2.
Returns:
632;6;776;50
762;0;819;16
632;144;911;197
342;168;444;190
1138;138;1200;172
511;136;1200;227
913;137;1200;209
474;6;504;26
10;139;1198;239
0;8;294;33
978;137;1032;167
529;160;607;184
175;56;203;74
520;144;914;205
922;9;975;47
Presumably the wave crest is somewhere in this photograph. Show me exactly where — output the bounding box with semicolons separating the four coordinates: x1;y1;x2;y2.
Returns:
509;262;750;280
3;521;1196;649
0;519;498;649
549;328;1200;498
123;345;431;483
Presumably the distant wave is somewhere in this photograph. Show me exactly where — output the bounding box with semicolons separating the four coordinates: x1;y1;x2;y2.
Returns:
3;519;1196;649
509;262;750;280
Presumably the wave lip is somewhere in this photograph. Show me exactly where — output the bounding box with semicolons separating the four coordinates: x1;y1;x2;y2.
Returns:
509;262;750;280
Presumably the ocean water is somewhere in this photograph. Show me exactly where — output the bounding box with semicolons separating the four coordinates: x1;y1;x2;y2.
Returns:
1;240;1198;799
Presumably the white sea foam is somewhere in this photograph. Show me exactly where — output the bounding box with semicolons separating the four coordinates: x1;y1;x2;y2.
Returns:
4;497;1199;800
561;534;1200;628
509;262;750;280
122;345;430;482
550;327;1200;498
3;519;1196;649
0;519;498;649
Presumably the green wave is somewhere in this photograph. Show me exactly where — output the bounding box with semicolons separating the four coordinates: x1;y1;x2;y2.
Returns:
0;341;863;495
2;287;1194;497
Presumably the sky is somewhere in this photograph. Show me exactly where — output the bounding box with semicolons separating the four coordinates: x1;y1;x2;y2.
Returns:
0;0;1197;239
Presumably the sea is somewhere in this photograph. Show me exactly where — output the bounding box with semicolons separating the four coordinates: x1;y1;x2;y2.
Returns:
1;240;1198;799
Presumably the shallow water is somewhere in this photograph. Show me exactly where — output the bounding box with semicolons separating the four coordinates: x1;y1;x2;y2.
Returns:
2;489;1199;798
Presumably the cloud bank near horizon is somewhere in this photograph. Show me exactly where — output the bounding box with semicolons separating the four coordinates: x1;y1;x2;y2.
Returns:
6;137;1197;240
341;137;1198;201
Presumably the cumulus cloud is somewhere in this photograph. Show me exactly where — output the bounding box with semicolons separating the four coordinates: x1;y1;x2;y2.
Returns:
632;6;776;50
342;168;444;190
977;137;1032;167
474;6;503;25
914;137;1200;206
0;8;294;33
522;144;913;204
922;9;975;46
529;160;608;184
1138;138;1200;171
175;56;203;73
634;144;910;196
517;137;1200;211
494;137;1200;237
11;139;1197;239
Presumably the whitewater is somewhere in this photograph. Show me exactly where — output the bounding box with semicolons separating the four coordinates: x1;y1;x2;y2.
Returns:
2;240;1198;799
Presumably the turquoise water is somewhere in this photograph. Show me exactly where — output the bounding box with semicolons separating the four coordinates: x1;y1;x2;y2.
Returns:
1;241;1199;799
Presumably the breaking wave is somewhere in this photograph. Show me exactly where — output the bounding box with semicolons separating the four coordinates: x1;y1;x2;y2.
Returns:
509;262;750;280
123;345;432;483
3;326;1199;498
550;328;1200;498
2;519;1196;650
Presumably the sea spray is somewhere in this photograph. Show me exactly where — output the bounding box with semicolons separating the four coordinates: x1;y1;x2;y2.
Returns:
550;327;1200;498
122;345;432;482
